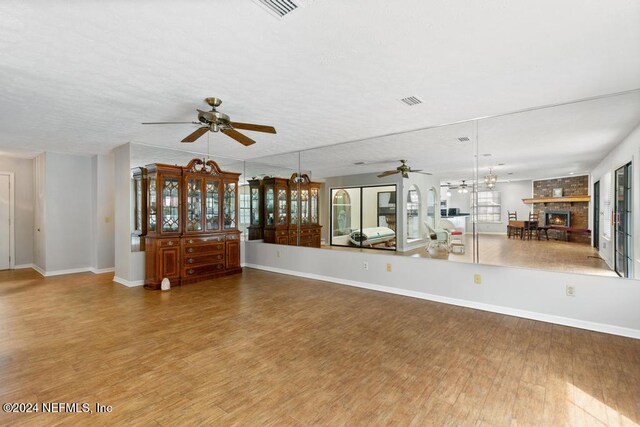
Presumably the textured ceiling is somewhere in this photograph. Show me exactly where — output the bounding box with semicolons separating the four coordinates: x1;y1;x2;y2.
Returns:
1;0;639;164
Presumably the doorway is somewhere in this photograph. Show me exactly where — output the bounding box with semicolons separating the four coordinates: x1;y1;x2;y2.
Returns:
614;162;632;278
593;180;599;250
0;172;14;270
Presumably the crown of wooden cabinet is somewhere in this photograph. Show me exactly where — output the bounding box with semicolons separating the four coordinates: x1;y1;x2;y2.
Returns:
143;158;242;290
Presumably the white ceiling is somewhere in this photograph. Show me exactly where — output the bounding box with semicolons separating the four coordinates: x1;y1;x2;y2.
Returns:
1;0;640;180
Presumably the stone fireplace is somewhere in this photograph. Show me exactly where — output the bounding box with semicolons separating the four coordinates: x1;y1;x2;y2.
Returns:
544;210;571;227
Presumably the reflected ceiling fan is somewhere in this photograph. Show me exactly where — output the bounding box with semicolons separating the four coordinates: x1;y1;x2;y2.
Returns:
446;180;470;193
377;160;432;179
142;97;276;146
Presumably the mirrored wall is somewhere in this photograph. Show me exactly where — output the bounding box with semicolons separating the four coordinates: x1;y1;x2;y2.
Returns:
130;90;640;282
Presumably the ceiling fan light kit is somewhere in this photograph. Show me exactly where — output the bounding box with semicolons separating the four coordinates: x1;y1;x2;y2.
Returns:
142;97;276;146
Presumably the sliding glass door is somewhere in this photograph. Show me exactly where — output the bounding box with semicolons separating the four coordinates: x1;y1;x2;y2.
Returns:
614;162;632;278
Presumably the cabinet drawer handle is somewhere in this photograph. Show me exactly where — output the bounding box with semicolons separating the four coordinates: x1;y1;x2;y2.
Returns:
188;248;194;253
189;239;194;244
168;241;174;246
188;258;194;264
217;245;223;250
217;264;223;269
217;254;223;260
188;269;194;275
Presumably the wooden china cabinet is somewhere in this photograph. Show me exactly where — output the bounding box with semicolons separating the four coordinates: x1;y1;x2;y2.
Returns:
144;158;242;290
288;173;322;247
262;177;289;245
247;178;264;240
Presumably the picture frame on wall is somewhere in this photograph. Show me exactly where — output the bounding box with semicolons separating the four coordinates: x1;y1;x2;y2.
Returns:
552;188;563;197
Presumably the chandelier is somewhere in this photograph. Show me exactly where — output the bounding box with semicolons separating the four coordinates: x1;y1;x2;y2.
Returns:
484;168;498;189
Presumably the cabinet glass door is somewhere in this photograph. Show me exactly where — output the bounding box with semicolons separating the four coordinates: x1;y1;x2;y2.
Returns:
162;177;180;232
290;189;298;225
223;182;237;229
278;188;287;225
186;178;203;231
300;189;309;224
266;187;274;225
148;175;157;232
205;180;219;231
310;188;318;224
251;187;260;226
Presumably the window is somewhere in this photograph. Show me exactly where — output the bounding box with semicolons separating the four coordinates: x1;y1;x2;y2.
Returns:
472;191;501;223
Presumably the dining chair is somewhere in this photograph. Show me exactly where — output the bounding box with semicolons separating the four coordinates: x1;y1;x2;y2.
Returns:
507;211;520;238
526;212;540;240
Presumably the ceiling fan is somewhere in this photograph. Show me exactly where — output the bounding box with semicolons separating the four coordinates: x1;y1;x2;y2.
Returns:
377;160;432;179
142;97;276;146
447;180;470;193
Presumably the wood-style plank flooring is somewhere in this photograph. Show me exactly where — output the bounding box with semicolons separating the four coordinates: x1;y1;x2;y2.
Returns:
327;234;616;277
0;268;638;426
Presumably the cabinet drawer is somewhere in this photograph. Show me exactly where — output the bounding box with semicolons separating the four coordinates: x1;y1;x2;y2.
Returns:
226;233;239;240
184;253;224;266
159;239;180;248
184;243;225;255
184;262;225;277
184;235;224;245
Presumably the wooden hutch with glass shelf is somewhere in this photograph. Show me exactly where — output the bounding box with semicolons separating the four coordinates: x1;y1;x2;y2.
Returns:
144;158;242;290
288;173;322;247
247;178;264;240
262;177;289;245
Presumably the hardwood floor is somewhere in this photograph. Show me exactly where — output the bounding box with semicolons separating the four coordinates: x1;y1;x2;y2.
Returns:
328;233;616;277
1;268;638;426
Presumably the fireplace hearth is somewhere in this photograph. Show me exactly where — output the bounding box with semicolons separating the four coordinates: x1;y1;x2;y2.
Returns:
544;210;571;227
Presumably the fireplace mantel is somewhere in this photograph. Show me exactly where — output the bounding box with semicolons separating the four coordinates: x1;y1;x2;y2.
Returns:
522;195;590;204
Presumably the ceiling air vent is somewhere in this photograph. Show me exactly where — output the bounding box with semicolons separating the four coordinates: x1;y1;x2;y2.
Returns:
400;96;423;106
457;136;470;142
253;0;312;18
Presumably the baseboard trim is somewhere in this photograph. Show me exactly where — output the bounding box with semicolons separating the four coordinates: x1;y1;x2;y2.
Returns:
27;265;117;277
244;263;640;340
113;276;144;287
90;267;115;274
14;263;35;270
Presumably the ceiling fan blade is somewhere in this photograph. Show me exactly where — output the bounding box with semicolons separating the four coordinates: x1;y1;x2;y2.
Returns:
377;170;399;178
181;127;209;143
222;128;256;146
142;121;200;125
230;122;277;134
414;171;433;175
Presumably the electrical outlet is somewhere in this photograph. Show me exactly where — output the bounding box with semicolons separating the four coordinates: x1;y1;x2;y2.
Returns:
474;274;481;284
386;263;392;272
566;285;576;297
276;250;280;258
363;261;369;270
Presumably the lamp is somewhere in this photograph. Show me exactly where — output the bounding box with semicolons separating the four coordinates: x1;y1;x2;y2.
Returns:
484;168;498;189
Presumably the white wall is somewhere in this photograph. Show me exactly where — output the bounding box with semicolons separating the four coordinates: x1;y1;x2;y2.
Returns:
93;153;115;270
442;186;471;213
0;155;34;266
477;180;532;233
33;154;46;270
591;121;640;278
245;241;640;338
42;152;92;272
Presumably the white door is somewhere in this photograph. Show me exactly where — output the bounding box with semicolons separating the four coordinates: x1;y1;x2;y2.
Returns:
0;174;9;270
